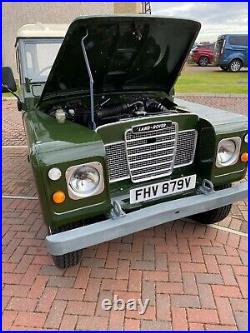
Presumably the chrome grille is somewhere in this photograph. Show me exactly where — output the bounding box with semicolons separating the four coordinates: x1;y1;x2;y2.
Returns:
126;134;175;148
128;141;175;156
130;156;173;169
129;149;174;162
105;142;129;181
105;129;197;183
126;127;176;139
174;130;197;167
125;123;177;183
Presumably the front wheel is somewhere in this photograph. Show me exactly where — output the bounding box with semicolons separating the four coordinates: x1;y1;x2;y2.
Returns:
228;59;242;72
191;184;232;224
198;56;209;67
52;250;83;269
49;223;83;268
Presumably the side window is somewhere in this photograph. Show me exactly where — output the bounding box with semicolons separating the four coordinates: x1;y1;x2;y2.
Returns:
229;35;248;46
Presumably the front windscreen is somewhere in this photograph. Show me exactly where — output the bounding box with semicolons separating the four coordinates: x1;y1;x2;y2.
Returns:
23;40;62;83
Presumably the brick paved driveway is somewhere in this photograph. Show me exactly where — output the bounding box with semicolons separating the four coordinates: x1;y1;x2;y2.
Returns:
2;99;248;330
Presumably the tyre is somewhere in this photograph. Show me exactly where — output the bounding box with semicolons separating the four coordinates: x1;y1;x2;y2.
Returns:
52;250;83;269
228;59;242;72
191;184;232;224
49;222;83;269
220;65;228;71
198;56;209;67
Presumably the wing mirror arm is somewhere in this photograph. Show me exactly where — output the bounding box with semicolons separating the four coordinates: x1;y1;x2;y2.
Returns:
2;84;22;111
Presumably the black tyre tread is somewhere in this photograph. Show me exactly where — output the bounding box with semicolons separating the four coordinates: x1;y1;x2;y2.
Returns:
192;204;232;224
52;250;83;269
191;184;232;224
220;65;228;71
50;222;83;269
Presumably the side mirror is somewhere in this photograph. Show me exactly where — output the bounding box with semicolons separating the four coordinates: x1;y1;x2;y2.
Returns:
2;67;17;92
2;67;22;111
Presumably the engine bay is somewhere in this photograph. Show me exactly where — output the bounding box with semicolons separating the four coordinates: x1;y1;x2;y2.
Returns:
47;93;183;128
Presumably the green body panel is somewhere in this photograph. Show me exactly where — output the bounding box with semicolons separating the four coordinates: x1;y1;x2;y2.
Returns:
175;98;248;130
97;113;198;142
23;110;111;229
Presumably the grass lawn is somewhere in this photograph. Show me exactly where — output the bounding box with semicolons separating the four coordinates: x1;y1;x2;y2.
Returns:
175;71;248;94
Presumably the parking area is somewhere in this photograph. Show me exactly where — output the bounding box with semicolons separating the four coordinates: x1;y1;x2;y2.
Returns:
2;98;248;330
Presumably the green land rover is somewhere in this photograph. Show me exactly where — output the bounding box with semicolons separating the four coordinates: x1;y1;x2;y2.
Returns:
3;16;248;268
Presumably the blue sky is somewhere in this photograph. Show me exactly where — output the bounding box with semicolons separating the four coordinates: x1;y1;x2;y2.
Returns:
151;2;248;42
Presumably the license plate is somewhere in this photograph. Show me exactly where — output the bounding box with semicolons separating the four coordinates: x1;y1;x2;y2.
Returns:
130;175;197;204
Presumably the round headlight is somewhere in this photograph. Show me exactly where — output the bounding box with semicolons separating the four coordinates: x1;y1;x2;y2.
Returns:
217;140;236;164
48;167;62;181
69;165;100;195
216;137;241;167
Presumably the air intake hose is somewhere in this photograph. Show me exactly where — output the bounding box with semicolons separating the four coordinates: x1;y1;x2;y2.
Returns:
96;103;130;119
145;99;169;113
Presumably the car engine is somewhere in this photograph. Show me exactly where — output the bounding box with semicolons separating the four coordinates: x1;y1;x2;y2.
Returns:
48;95;179;128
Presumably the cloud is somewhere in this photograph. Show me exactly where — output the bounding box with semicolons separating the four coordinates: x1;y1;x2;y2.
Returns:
151;2;248;42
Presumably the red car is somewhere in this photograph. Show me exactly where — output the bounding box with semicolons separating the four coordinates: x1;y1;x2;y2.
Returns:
191;43;215;66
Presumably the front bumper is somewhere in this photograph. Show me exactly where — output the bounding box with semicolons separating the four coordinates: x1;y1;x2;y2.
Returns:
46;181;247;256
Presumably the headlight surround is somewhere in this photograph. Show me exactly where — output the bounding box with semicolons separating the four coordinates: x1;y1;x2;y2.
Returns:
65;162;104;200
216;137;241;167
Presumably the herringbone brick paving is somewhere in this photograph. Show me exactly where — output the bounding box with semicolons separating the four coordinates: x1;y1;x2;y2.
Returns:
2;100;26;146
2;199;248;330
178;96;247;116
2;99;248;330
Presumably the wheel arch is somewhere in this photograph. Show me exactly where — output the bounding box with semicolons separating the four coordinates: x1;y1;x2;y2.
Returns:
227;54;244;65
